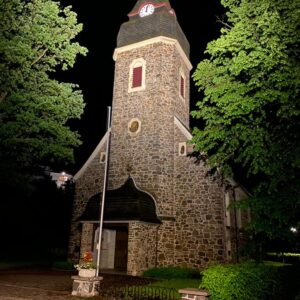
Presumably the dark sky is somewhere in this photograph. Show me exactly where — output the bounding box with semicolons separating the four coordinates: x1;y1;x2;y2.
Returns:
59;0;224;174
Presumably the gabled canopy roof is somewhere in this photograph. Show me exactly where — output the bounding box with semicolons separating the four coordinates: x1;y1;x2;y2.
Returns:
79;177;161;224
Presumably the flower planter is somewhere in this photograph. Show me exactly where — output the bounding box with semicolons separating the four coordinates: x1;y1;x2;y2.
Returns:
78;268;96;278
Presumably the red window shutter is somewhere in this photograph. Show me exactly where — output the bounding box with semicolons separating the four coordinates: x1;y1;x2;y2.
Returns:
132;66;143;88
180;76;185;98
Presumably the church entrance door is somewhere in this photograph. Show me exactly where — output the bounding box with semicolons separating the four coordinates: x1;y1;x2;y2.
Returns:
93;224;128;271
114;230;128;271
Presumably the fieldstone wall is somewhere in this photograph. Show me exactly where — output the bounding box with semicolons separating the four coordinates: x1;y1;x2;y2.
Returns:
173;126;226;268
156;220;175;266
80;223;94;255
68;142;106;261
109;42;190;218
127;222;158;276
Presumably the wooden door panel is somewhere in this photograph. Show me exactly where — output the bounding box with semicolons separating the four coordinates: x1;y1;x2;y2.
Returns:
114;231;128;270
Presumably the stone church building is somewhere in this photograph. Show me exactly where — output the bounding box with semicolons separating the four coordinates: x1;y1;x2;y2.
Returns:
68;0;249;276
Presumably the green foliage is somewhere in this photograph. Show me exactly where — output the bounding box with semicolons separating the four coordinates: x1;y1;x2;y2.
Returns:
266;252;300;264
149;279;200;289
263;260;289;267
0;0;87;183
267;252;300;258
247;181;300;241
200;262;283;300
191;0;300;240
143;267;201;279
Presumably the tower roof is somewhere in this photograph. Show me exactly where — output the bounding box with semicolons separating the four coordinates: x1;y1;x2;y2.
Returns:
130;0;172;14
117;0;190;56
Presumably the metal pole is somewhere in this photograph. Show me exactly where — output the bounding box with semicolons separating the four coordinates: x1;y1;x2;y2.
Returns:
96;106;111;277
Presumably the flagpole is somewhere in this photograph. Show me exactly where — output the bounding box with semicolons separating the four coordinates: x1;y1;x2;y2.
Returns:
96;106;111;277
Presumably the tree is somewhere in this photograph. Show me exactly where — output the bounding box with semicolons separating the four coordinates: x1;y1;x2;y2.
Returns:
0;173;75;260
0;0;87;187
191;0;300;241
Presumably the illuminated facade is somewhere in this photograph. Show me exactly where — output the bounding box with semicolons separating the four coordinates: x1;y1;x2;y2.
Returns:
68;0;249;275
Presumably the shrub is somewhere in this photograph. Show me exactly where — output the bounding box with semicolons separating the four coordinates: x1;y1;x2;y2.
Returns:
200;261;282;300
143;267;201;279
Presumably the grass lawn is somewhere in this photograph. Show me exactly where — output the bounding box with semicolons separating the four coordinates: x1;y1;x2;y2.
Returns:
147;278;200;290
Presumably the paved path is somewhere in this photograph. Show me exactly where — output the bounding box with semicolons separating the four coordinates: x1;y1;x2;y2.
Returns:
0;269;82;299
0;268;155;300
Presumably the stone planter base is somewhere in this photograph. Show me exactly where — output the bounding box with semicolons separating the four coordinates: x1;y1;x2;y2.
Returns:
78;268;97;278
178;288;210;300
71;275;103;298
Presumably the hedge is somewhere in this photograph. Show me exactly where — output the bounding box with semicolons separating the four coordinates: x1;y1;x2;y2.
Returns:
200;261;282;300
143;267;201;279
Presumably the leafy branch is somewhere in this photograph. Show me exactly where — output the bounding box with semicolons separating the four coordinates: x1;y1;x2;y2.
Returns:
30;48;49;67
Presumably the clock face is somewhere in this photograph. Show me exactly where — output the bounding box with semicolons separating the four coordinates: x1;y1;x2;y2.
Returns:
139;4;155;17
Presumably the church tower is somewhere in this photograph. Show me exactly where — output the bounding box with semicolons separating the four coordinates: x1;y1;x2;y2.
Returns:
69;0;249;276
109;0;192;215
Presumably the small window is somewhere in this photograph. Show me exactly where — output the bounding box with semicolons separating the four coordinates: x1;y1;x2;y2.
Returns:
129;121;139;133
225;193;231;226
128;118;142;136
179;69;186;101
180;145;185;155
178;142;187;156
132;66;142;88
100;152;106;163
128;58;146;93
180;76;185;98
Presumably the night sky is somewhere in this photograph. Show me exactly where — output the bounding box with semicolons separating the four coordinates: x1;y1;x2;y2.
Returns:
59;0;224;174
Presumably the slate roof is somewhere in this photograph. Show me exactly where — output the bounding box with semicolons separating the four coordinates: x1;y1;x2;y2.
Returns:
79;177;161;224
130;0;172;13
117;0;190;57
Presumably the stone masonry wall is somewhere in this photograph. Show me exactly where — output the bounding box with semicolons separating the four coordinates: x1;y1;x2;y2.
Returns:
68;142;106;260
109;42;190;218
127;222;158;276
80;223;94;255
173;126;226;268
156;220;175;266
